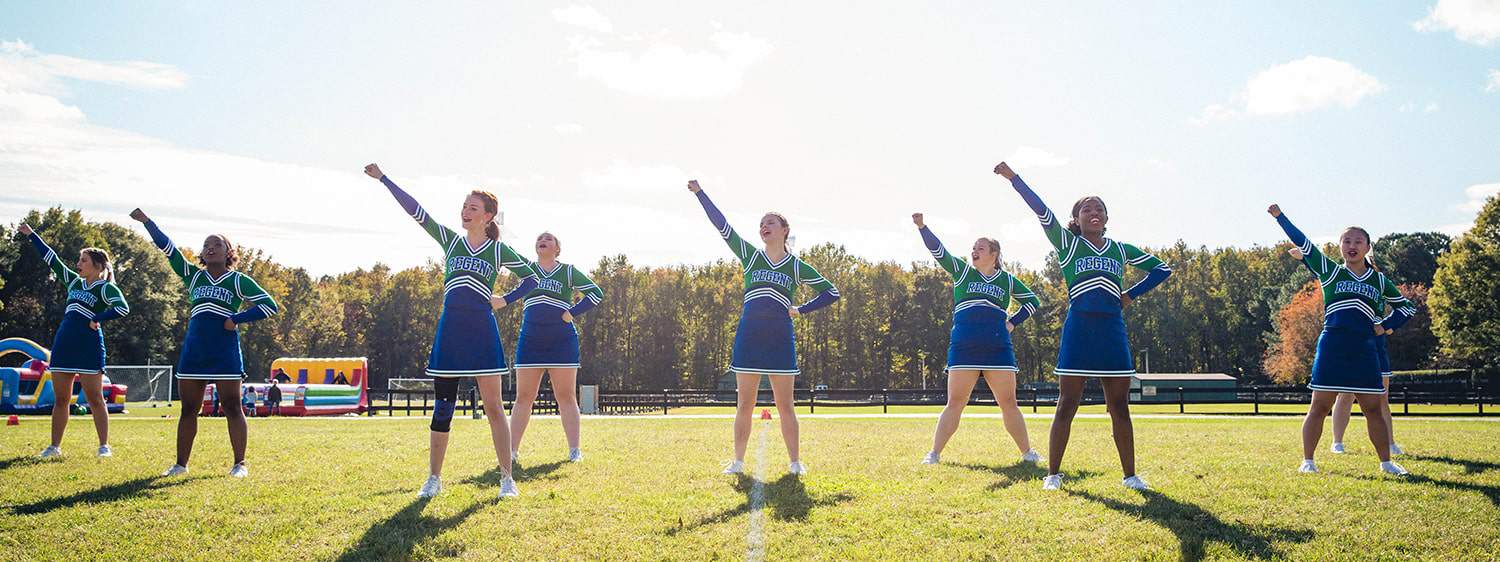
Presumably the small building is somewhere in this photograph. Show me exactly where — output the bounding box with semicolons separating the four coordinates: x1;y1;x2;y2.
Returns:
1130;373;1237;403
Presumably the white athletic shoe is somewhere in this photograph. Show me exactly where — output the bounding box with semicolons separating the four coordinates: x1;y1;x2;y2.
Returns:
1041;474;1063;490
1021;449;1044;464
1330;442;1346;454
498;476;520;499
38;445;62;459
788;461;808;475
1122;475;1150;491
568;448;584;463
417;475;442;498
1389;443;1405;456
229;463;249;478
1298;459;1319;474
721;460;745;475
162;464;190;477
97;445;113;458
1380;461;1410;476
921;451;941;465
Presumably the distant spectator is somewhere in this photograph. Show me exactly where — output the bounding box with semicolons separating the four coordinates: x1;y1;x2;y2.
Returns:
333;371;349;385
267;379;282;416
272;368;291;383
243;386;258;417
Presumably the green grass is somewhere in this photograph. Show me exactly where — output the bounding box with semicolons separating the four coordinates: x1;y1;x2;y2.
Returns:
2;414;1498;560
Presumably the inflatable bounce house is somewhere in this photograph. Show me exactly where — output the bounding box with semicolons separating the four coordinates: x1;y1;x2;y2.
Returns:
201;357;368;416
0;337;127;415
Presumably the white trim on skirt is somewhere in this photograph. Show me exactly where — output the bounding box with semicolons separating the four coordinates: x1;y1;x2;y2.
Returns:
177;373;245;380
1055;368;1136;377
48;367;105;375
1308;383;1387;394
427;368;509;378
512;363;581;369
946;365;1020;373
730;366;799;376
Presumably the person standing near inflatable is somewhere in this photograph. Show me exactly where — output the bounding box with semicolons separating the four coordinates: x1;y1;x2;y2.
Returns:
131;208;278;478
365;163;538;499
19;222;130;459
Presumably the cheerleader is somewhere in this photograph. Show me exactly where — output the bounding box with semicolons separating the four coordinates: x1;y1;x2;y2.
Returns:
997;162;1172;491
130;209;278;478
1270;207;1413;476
19;223;130;459
910;214;1042;465
506;232;604;463
689;180;839;476
365;163;539;499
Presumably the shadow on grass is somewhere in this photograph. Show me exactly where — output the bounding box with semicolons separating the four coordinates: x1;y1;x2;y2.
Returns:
9;474;208;515
666;473;854;536
0;455;43;472
953;462;1098;491
459;460;566;487
334;497;490;562
1359;473;1500;508
1405;454;1500;475
1068;489;1314;561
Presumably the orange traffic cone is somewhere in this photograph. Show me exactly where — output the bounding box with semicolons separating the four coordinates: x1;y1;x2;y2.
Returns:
760;409;772;420
6;415;17;426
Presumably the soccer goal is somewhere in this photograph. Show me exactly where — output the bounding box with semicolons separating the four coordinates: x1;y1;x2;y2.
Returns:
104;365;175;406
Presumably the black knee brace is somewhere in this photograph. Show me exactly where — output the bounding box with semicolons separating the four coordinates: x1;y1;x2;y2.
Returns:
430;378;459;433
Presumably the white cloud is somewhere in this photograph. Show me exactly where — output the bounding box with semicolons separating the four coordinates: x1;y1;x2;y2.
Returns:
1487;69;1500;93
551;5;613;34
1414;0;1500;46
1198;56;1384;121
0;39;186;93
554;122;583;134
1006;146;1069;168
1425;102;1441;112
1458;182;1500;213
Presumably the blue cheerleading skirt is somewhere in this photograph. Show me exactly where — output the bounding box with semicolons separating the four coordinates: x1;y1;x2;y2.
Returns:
515;308;581;369
428;303;507;378
1376;335;1392;378
731;299;798;375
49;312;105;375
1054;309;1134;377
177;313;245;380
1309;327;1383;394
946;306;1018;372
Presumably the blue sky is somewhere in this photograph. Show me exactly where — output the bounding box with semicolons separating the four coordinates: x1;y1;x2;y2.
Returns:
2;1;1497;275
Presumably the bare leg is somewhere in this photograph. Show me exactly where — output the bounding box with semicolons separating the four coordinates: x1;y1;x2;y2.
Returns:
1302;391;1339;460
1047;376;1085;475
216;380;247;465
1382;378;1396;447
176;379;208;467
1353;393;1392;462
476;376;514;477
48;372;77;448
982;370;1032;454
78;374;109;446
509;368;545;453
769;375;800;462
732;373;761;462
1331;392;1354;444
550;369;581;450
931;370;979;455
1101;377;1136;477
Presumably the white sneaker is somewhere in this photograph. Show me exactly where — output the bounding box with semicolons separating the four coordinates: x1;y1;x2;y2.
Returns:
97;445;113;458
568;448;584;463
1380;461;1410;476
1298;459;1318;474
162;464;189;477
921;451;940;465
1122;475;1150;491
1021;449;1044;463
416;475;442;498
788;461;808;475
721;460;745;474
229;463;249;478
498;476;520;499
1041;474;1063;490
39;445;62;459
1330;442;1346;454
1389;443;1405;456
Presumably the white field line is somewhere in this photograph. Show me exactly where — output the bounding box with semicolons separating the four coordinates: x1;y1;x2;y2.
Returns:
745;418;770;562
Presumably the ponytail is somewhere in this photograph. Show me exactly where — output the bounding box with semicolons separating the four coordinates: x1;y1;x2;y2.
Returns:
470;190;501;241
81;247;114;282
485;220;500;241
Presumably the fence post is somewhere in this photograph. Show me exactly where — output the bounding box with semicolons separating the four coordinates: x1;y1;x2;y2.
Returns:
1031;386;1038;413
809;389;816;414
405;393;411;417
882;389;888;414
1402;384;1409;415
1178;387;1185;414
662;389;669;416
471;387;480;419
1252;386;1259;414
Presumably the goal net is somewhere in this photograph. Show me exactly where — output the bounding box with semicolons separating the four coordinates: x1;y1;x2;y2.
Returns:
103;365;175;406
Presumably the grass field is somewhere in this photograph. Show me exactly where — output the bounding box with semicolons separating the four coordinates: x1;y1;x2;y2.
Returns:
2;412;1498;560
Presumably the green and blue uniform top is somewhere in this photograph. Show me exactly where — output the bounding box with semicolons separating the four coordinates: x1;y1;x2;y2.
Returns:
1276;213;1415;332
695;190;839;314
919;226;1038;325
28;232;130;323
381;175;538;310
1008;175;1171;313
144;221;279;324
502;258;605;323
